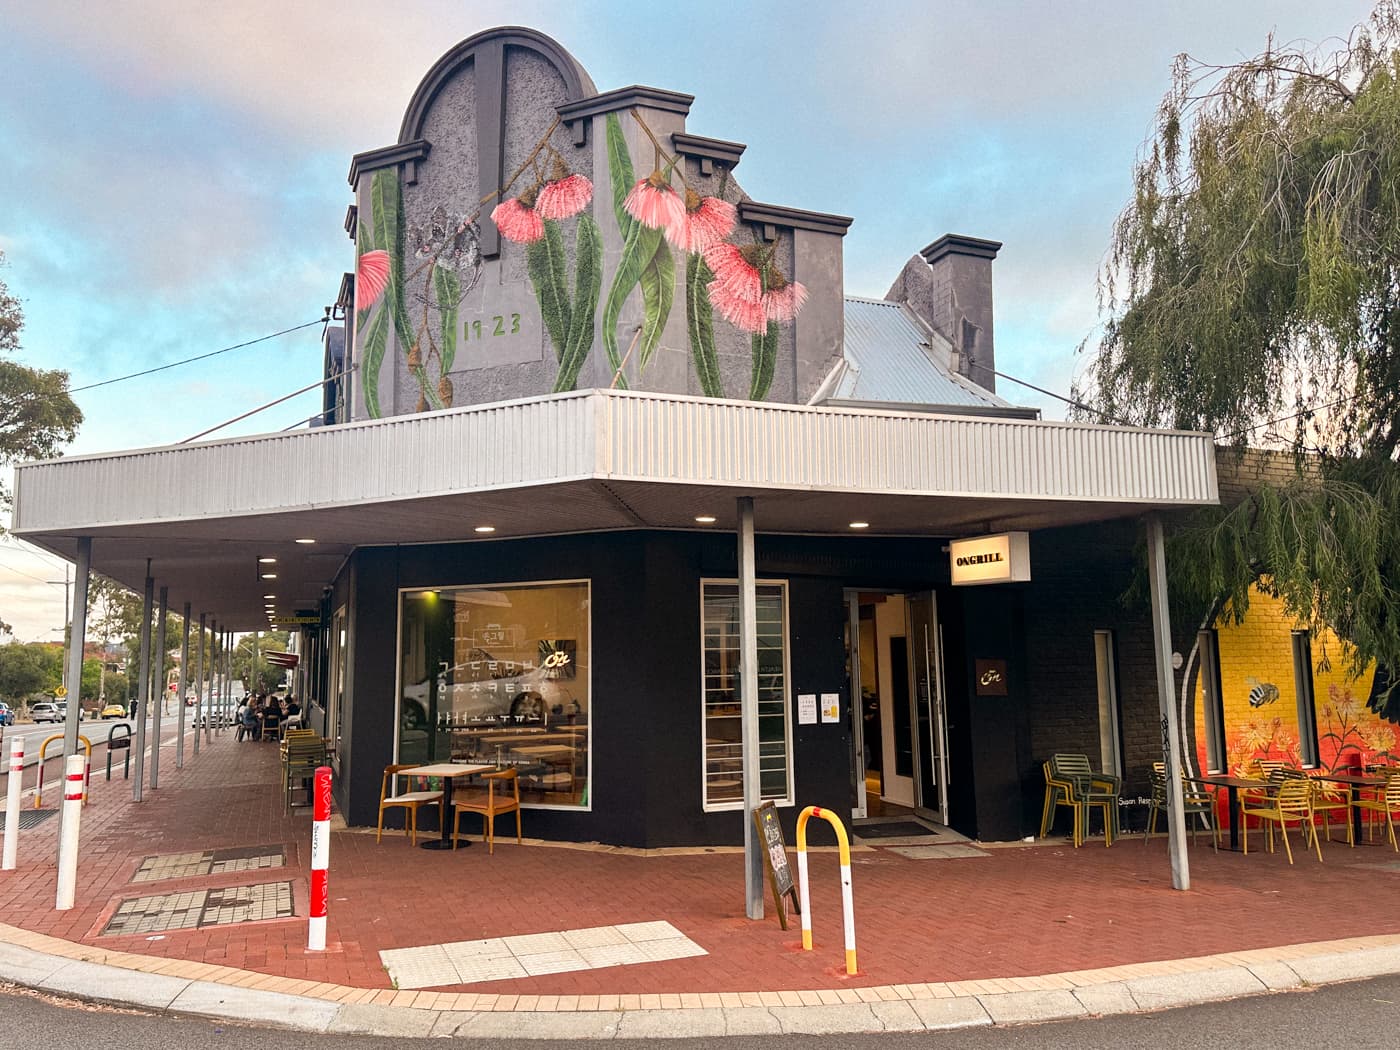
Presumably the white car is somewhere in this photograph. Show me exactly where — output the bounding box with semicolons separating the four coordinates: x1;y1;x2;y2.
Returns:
29;702;62;723
400;647;581;730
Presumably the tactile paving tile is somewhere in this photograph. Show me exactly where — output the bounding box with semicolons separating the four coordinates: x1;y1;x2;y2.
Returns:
887;844;990;860
101;881;295;936
380;921;708;990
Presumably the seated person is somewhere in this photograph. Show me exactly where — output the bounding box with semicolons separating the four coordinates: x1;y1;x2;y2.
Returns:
284;696;300;719
241;701;261;741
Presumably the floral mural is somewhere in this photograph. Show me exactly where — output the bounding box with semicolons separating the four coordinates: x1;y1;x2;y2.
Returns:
353;105;810;417
1192;587;1400;776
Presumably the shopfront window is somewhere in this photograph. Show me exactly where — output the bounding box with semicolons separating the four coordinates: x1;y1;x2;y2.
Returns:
701;581;792;810
398;580;590;809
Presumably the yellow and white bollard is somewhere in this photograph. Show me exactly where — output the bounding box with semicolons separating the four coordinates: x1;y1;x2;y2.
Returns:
795;805;858;975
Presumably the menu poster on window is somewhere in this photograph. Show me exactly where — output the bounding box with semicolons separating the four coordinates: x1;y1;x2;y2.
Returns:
820;693;840;723
797;693;817;725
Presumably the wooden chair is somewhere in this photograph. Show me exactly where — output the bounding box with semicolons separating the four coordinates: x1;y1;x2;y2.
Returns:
1241;777;1321;863
377;764;443;846
452;768;521;854
1350;773;1400;851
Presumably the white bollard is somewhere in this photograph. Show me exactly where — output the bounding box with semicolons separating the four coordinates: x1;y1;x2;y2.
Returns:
308;766;331;950
55;754;85;910
3;735;23;870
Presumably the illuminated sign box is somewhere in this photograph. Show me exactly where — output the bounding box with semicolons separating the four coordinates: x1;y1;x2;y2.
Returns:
949;532;1031;586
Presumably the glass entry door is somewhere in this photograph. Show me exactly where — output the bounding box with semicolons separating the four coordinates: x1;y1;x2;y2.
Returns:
906;591;949;825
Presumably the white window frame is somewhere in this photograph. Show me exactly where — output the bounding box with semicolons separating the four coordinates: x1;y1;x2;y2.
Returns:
1093;630;1123;778
699;578;795;812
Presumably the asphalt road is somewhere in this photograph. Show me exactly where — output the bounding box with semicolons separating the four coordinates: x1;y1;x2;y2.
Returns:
1;974;1398;1048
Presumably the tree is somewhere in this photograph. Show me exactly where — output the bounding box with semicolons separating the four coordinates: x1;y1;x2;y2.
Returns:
1075;3;1400;717
0;251;82;506
0;642;63;704
232;631;292;694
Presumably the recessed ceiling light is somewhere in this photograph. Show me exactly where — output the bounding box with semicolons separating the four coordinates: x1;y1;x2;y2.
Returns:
474;525;496;534
849;521;870;529
263;594;276;599
695;515;717;524
260;572;278;579
294;538;316;544
258;557;277;564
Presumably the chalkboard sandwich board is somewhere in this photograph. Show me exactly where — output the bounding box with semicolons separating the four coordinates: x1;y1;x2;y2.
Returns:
753;801;801;929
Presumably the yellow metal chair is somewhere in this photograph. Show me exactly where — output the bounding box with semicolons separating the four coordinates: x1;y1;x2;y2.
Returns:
1041;761;1079;840
1350;773;1400;851
1144;764;1218;849
1049;754;1120;846
1241;777;1321;863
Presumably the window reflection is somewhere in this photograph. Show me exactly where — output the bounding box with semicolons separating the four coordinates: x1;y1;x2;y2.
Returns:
398;580;590;808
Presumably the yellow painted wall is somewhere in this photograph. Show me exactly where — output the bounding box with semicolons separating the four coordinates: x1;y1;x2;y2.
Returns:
1193;587;1400;774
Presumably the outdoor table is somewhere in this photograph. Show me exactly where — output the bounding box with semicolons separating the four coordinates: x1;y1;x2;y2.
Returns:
402;762;493;850
1316;772;1388;846
1193;775;1274;853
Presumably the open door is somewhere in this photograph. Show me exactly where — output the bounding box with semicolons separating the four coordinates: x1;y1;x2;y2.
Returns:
906;592;949;825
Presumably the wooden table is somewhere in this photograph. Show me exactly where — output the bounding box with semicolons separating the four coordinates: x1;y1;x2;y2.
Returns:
1192;775;1273;852
1316;772;1389;846
402;763;493;850
511;745;577;794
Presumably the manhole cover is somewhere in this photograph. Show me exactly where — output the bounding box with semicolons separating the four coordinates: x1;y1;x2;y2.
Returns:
133;844;286;883
0;810;57;831
102;881;295;936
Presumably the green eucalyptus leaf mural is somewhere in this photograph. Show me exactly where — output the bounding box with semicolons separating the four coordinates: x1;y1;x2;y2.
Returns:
606;113;636;236
434;266;460;374
603;221;663;389
554;213;603;392
360;306;389;419
749;321;779;401
637;244;674;370
526;219;573;362
686;255;723;398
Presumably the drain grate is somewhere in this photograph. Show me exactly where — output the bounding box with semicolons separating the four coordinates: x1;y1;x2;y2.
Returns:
102;880;295;936
133;844;286;883
0;810;57;831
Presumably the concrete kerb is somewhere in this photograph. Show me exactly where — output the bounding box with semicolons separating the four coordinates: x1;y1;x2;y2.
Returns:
3;929;1400;1038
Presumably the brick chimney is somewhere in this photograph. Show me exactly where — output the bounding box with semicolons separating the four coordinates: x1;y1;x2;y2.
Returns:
884;233;1001;394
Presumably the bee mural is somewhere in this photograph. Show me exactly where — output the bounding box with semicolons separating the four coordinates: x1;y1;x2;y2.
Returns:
1245;677;1280;708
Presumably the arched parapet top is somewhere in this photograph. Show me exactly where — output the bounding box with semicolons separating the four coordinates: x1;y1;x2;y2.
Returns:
398;25;596;143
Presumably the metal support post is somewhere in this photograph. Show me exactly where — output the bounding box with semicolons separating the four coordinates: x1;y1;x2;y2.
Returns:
150;586;167;789
176;602;190;769
60;538;91;765
737;496;763;920
194;613;205;754
1146;514;1190;890
132;568;153;801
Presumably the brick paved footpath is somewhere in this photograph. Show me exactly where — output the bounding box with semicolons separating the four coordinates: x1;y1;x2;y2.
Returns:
2;733;1398;998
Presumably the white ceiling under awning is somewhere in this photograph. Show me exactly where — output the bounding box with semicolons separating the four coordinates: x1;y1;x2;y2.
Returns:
12;389;1219;629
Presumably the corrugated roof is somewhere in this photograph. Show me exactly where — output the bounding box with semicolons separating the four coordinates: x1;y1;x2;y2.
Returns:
836;297;1019;411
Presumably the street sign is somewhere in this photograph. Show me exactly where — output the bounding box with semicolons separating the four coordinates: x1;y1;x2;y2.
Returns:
270;616;320;625
55;686;68;699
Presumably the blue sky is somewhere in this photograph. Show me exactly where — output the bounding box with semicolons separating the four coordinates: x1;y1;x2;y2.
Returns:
0;0;1377;640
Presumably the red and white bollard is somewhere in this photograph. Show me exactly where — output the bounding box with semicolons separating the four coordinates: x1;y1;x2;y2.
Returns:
308;765;331;951
3;735;23;870
55;755;85;910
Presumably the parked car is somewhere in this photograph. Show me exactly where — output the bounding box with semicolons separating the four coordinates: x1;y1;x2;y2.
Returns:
100;703;127;720
0;703;14;726
29;702;62;723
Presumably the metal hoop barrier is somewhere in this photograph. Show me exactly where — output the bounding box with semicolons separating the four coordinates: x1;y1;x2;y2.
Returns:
34;735;93;808
795;805;858;976
105;724;133;780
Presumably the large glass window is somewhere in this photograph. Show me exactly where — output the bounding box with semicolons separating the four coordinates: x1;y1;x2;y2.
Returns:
398;580;590;810
701;581;792;810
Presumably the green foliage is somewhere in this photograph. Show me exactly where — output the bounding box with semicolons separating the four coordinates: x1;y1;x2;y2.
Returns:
554;214;603;392
686;255;724;397
0;642;63;702
231;631;293;695
434;266;460;374
638;244;675;371
0;251;82;508
1080;5;1400;717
